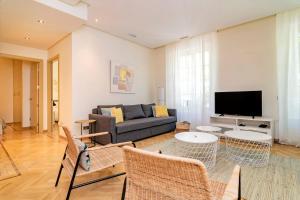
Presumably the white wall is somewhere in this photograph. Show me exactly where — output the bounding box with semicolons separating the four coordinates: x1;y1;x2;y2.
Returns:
48;35;73;130
0;42;48;130
216;16;277;119
22;61;31;127
71;26;154;134
0;57;14;123
152;47;166;104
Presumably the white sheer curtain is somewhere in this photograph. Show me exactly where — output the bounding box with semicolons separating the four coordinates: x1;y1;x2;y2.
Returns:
277;8;300;146
166;33;217;128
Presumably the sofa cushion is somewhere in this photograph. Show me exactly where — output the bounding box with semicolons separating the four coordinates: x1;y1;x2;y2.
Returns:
123;104;145;120
97;104;123;115
150;116;176;127
116;116;176;134
142;103;155;117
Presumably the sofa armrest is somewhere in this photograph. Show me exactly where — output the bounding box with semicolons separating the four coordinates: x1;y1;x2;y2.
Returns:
89;114;117;143
168;109;177;118
92;108;98;114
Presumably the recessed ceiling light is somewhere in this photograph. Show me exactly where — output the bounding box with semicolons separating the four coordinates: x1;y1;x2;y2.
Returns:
180;36;189;40
37;19;45;24
128;33;137;38
95;18;99;23
24;36;30;40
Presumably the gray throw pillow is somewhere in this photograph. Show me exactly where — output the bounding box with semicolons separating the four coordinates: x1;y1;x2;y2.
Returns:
74;139;91;171
123;104;146;120
97;104;123;115
101;107;113;116
142;103;155;117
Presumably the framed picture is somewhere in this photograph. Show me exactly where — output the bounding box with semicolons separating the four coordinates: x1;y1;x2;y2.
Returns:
110;60;135;93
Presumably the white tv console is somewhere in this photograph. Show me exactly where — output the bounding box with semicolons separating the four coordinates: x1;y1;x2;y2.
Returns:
210;114;274;138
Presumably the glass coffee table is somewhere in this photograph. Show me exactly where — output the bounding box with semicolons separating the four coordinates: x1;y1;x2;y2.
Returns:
174;132;218;169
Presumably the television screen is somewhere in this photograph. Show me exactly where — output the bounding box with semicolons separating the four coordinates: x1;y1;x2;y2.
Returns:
215;91;262;117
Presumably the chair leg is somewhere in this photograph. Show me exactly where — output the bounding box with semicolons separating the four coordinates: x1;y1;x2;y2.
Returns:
66;150;84;200
66;169;77;200
238;169;241;200
55;164;64;187
121;177;127;200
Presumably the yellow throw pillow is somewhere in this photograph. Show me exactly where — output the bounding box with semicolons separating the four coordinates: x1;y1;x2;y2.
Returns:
154;105;169;117
112;107;124;123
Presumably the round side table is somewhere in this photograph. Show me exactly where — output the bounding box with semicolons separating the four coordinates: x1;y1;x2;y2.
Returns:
175;131;218;169
74;119;96;136
224;130;272;167
196;126;223;150
196;126;222;136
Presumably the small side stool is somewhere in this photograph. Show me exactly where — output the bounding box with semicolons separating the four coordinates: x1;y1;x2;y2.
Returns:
74;119;96;145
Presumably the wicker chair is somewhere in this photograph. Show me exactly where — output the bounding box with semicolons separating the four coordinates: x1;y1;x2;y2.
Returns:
121;146;241;200
55;126;135;200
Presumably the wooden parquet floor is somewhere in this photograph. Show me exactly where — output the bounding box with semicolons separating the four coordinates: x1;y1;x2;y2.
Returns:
0;127;299;200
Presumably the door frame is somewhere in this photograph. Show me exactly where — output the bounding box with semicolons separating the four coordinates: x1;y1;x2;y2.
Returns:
0;53;44;133
47;55;60;133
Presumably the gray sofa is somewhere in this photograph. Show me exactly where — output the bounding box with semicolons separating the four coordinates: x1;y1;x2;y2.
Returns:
89;104;177;144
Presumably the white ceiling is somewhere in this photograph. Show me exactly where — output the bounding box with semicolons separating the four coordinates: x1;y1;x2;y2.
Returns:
86;0;300;48
1;0;300;49
0;0;84;49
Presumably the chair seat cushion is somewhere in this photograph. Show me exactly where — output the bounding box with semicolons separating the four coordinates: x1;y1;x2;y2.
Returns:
116;117;176;134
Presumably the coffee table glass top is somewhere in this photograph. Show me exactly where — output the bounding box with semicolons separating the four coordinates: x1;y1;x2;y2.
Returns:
225;130;272;142
175;131;218;144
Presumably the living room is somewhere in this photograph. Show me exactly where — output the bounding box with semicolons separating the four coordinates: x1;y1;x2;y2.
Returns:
0;0;300;200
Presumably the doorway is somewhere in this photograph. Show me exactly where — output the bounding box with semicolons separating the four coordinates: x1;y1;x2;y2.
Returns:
48;57;59;132
0;56;42;132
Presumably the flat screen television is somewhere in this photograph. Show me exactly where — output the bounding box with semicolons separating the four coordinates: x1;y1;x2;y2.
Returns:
215;91;262;117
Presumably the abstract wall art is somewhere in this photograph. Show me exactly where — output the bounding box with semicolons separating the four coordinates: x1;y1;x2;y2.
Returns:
110;60;135;93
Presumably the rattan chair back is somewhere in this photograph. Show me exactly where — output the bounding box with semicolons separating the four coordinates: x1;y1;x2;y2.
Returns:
62;126;80;166
122;146;215;200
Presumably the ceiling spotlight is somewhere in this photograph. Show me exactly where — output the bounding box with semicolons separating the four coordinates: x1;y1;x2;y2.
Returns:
37;19;45;24
95;18;99;23
179;36;189;40
128;33;137;38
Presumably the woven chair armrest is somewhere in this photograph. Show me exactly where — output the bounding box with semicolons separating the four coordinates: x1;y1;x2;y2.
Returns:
88;141;135;151
73;132;109;139
222;165;241;200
